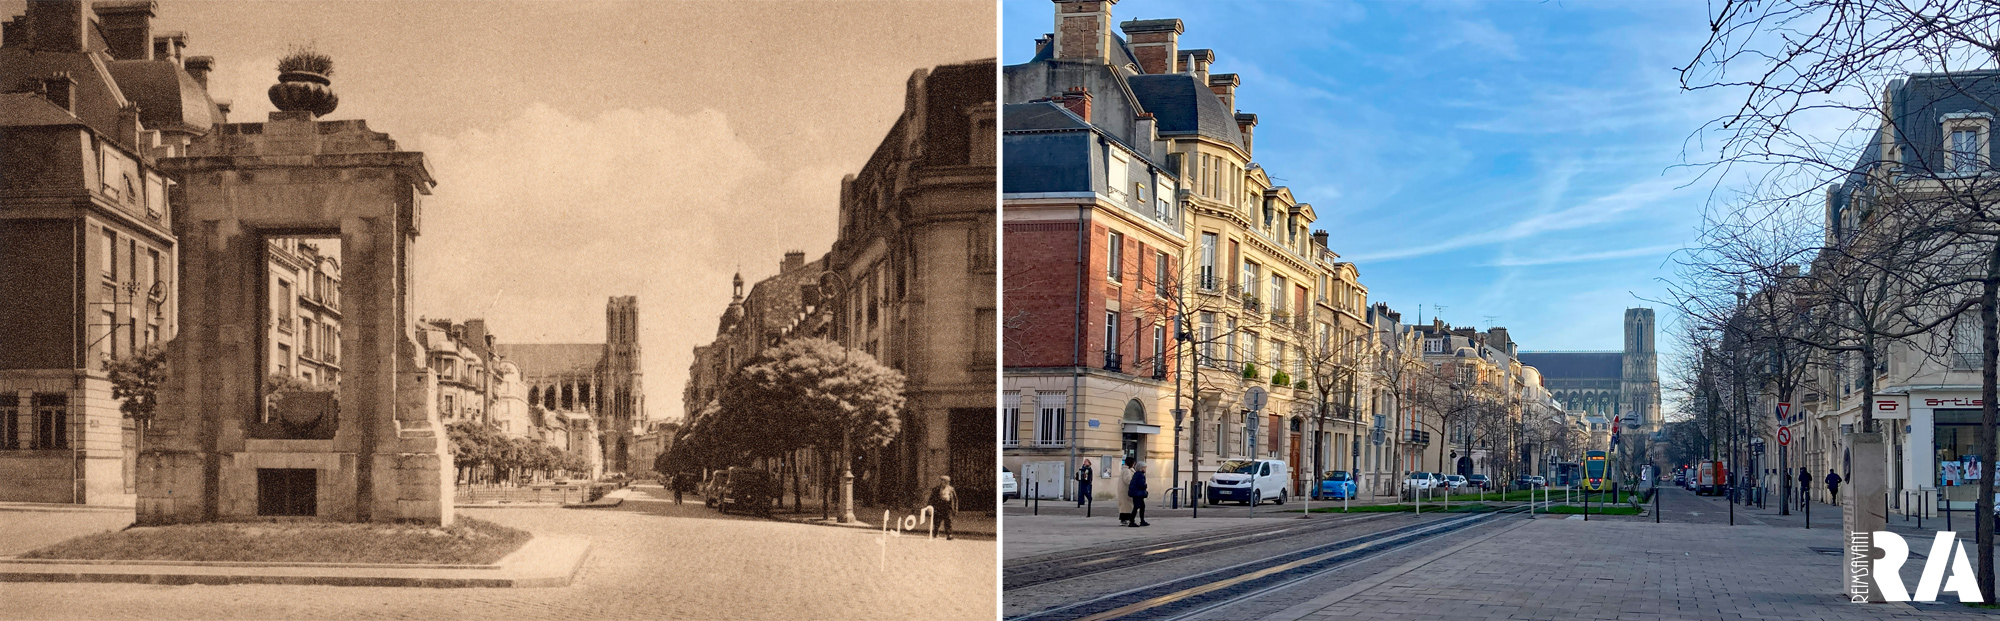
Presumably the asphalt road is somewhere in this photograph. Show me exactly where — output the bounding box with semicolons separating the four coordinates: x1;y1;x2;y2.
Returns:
0;483;995;620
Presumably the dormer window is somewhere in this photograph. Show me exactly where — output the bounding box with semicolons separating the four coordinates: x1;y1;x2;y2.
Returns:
1942;112;1991;175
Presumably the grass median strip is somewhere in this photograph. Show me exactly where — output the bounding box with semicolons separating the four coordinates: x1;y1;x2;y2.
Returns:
1540;504;1642;515
18;516;532;565
1294;503;1496;514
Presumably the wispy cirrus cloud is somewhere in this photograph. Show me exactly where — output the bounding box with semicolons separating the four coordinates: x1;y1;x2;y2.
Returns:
1485;244;1682;267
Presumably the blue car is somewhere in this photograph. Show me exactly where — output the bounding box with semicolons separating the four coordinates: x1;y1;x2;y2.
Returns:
1317;470;1357;500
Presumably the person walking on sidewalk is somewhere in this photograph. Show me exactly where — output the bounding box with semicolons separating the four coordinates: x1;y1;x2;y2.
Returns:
1798;467;1811;510
1826;469;1843;505
1075;461;1094;508
1116;458;1134;525
1128;461;1151;527
927;475;958;540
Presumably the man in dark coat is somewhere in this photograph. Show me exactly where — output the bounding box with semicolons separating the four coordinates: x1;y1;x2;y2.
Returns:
1826;469;1843;504
928;475;959;540
1075;461;1094;507
1797;467;1811;509
1127;461;1151;527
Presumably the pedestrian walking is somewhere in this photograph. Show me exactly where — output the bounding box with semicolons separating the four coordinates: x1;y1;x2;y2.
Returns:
1117;458;1134;525
1826;469;1843;505
1797;467;1811;509
673;472;686;505
927;475;958;540
1128;461;1151;527
1075;461;1094;508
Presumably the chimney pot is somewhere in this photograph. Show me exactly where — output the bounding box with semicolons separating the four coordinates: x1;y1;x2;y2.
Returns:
25;0;88;52
1052;0;1119;64
91;1;156;60
151;31;186;66
1208;73;1240;113
185;55;214;88
1119;18;1182;74
41;73;76;113
1312;229;1329;249
1179;48;1214;80
1053;87;1093;121
782;250;806;273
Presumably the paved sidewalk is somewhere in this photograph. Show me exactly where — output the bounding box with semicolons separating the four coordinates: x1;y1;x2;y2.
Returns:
1263;517;2000;621
0;505;135;557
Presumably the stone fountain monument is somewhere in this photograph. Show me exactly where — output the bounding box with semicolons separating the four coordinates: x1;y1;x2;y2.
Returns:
139;55;451;525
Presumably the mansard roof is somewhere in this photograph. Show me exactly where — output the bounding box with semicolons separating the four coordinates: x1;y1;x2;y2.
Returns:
1126;72;1245;150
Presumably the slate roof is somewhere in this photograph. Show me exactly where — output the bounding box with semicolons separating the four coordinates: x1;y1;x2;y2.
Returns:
1516;352;1623;380
1127;73;1245;150
105;58;222;133
1005;101;1090;131
0;93;83;127
496;344;604;377
1028;31;1141;70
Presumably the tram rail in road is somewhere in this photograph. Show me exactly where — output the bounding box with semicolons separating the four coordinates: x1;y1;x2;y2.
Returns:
1005;503;1544;621
1003;512;1398;591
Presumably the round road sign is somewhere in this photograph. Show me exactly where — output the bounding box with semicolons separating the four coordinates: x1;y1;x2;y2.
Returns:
1776;426;1793;446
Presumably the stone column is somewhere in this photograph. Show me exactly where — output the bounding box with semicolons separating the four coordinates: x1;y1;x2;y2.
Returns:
1844;431;1889;602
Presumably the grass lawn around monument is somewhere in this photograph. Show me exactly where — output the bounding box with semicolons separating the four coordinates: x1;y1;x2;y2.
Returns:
18;516;531;565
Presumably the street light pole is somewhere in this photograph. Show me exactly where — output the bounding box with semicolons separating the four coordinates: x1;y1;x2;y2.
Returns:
819;270;859;524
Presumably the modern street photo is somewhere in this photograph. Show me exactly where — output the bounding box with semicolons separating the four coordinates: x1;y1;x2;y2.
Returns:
0;1;996;619
1000;0;2000;619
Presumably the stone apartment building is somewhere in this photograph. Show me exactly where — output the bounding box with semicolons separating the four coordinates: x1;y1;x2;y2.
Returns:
265;239;340;387
826;58;997;509
0;0;218;505
1003;0;1372;505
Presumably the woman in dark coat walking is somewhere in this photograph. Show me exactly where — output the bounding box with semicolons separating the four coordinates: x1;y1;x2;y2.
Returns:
1826;469;1843;504
1127;461;1151;527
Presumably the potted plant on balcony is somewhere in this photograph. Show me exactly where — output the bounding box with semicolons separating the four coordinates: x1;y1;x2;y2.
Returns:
1271;370;1291;387
270;45;338;117
1242;362;1259;381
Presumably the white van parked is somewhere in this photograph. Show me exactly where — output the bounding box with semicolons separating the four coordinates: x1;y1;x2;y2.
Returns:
1206;459;1290;506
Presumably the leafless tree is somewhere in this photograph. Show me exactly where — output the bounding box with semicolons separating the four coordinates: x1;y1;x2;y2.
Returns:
1684;1;2000;593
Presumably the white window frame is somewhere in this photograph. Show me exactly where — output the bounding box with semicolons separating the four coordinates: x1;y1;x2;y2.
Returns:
1036;394;1068;447
1943;112;1992;175
1106;231;1123;283
1003;392;1021;447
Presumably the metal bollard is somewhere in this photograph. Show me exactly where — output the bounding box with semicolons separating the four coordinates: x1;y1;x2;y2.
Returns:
1033;482;1039;516
1655;486;1661;524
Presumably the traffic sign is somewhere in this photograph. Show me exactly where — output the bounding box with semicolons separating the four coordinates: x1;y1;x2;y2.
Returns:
1776;426;1792;446
1245;386;1268;412
1776;402;1791;423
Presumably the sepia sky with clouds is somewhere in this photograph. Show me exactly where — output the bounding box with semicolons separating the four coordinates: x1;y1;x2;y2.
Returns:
7;0;996;423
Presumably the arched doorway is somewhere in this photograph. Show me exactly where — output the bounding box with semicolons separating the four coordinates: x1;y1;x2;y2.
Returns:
1122;399;1148;465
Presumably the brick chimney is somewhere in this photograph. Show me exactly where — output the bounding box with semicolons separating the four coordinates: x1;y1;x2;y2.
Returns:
92;1;156;60
151;30;185;66
40;73;75;113
782;250;806;273
1209;73;1240;113
185;55;214;88
1179;48;1213;82
1312;229;1329;249
1235;112;1258;155
1119;18;1181;74
1040;86;1093;122
21;0;88;52
1052;0;1118;64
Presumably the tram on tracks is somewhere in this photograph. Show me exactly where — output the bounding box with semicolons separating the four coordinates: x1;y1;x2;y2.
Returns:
1581;451;1610;492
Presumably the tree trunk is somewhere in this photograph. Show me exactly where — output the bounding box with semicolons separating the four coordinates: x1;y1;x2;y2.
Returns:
1980;274;1998;601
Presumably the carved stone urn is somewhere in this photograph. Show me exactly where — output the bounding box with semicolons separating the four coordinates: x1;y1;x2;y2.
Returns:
269;70;338;117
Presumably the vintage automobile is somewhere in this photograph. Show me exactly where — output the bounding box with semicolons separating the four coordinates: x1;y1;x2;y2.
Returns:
717;467;777;515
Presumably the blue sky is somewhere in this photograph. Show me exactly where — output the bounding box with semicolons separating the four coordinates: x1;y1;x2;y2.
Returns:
1005;0;1737;355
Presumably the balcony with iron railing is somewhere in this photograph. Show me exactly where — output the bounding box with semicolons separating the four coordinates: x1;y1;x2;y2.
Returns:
1104;351;1123;373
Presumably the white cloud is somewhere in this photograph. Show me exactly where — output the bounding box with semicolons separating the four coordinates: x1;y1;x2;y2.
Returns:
1484;244;1682;267
410;104;845;423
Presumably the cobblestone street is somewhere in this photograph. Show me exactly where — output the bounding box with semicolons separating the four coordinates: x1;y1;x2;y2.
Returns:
0;484;995;620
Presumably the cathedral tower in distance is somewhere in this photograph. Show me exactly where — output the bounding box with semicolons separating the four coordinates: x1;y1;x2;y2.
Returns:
1620;308;1660;433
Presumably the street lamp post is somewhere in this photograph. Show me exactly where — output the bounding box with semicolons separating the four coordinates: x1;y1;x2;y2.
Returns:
818;270;858;524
